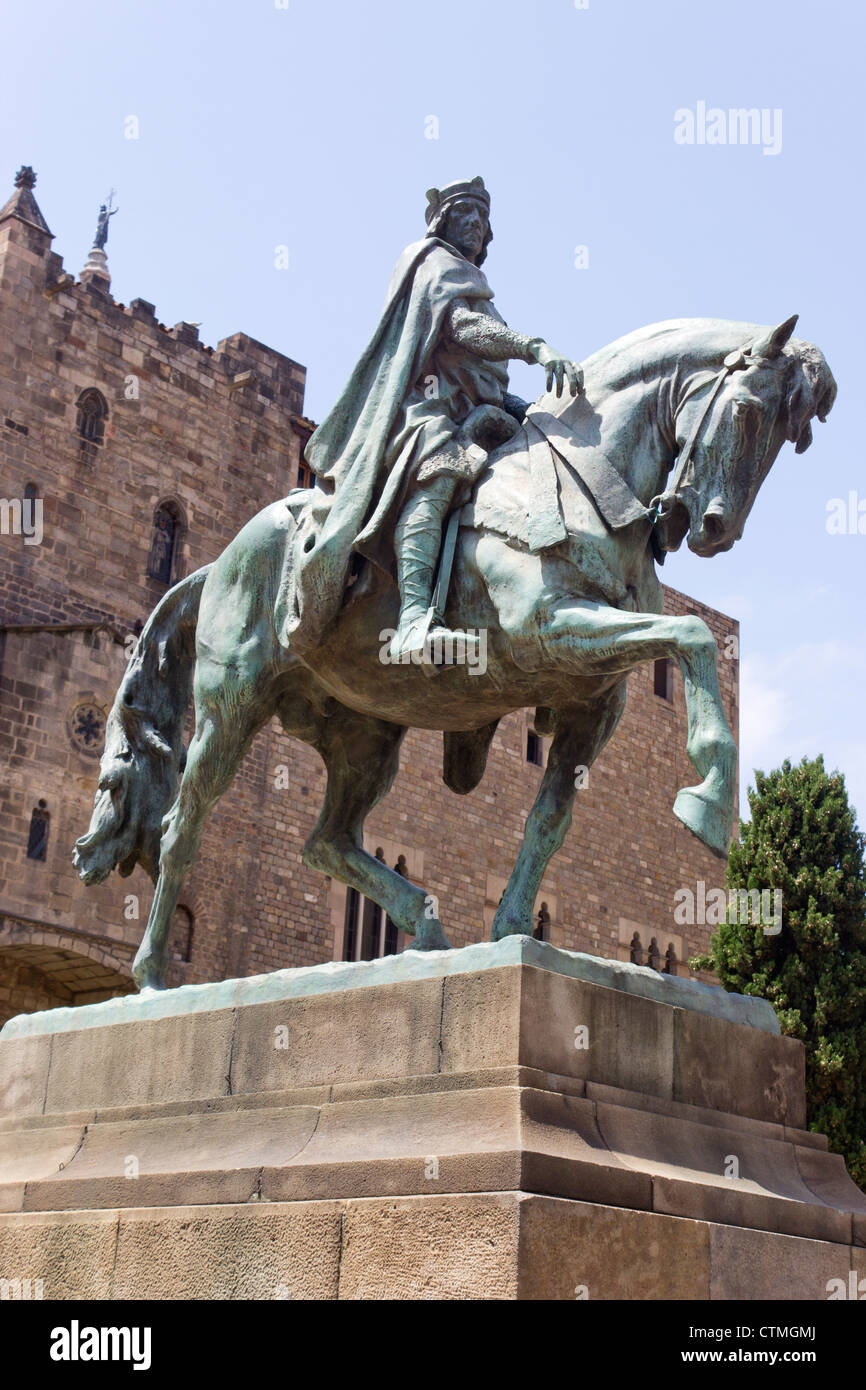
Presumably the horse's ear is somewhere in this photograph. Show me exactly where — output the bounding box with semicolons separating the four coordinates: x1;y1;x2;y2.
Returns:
751;314;799;360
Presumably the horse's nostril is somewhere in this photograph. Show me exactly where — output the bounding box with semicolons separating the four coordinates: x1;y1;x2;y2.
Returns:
703;512;725;540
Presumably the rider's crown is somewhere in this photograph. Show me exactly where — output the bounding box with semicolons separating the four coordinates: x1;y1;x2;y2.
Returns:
425;176;490;225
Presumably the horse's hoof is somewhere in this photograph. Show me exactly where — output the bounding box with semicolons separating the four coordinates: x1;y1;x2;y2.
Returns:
134;973;166;993
132;955;167;992
407;919;452;952
673;786;732;858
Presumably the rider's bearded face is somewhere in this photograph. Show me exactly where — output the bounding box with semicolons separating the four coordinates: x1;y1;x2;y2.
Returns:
443;199;489;262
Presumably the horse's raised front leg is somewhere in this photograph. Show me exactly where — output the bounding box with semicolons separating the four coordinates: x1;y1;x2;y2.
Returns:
302;706;451;951
133;699;269;990
539;601;736;857
491;692;626;940
672;636;738;857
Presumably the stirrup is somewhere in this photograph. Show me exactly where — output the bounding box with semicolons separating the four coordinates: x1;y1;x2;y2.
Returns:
388;607;437;664
424;624;481;670
389;607;479;676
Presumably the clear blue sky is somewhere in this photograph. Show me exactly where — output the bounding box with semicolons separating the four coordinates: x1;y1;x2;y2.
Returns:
5;0;864;823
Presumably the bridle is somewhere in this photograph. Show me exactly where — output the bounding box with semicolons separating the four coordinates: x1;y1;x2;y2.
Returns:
648;345;754;524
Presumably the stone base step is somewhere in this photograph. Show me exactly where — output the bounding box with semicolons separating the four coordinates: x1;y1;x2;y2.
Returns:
1;1194;864;1300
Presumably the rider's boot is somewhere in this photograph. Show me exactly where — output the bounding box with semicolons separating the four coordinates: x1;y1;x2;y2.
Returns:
388;474;480;667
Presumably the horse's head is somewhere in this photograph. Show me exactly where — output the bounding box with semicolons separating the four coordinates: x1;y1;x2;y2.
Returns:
654;315;837;556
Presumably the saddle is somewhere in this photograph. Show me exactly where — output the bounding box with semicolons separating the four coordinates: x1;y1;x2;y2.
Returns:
458;402;522;455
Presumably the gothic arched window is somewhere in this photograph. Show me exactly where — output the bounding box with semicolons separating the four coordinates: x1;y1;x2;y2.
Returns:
76;389;108;446
147;501;183;585
26;801;50;861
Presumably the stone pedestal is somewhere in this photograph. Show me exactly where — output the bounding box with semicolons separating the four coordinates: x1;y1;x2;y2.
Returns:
1;938;864;1299
79;244;110;290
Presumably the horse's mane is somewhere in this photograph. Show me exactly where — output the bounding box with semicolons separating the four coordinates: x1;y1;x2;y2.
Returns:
532;315;835;464
580;317;770;391
559;317;836;445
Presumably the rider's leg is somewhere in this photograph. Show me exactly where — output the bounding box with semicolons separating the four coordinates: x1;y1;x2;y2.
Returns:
389;473;479;663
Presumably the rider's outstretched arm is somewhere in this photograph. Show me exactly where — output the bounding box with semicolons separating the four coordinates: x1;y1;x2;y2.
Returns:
446;301;582;396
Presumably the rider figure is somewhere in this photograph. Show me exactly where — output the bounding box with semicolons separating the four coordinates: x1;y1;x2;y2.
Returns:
290;177;582;661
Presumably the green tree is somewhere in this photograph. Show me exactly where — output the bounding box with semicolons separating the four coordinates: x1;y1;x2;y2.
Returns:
691;755;866;1189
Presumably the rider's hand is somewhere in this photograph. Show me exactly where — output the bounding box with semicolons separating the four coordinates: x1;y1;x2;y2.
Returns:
529;340;583;397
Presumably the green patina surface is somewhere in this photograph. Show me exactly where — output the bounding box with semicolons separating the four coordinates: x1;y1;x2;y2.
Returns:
69;177;836;996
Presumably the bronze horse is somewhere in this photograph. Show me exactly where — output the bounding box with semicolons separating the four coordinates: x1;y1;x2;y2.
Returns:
73;315;836;989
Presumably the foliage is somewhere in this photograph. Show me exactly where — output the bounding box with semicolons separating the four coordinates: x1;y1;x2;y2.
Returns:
691;756;866;1189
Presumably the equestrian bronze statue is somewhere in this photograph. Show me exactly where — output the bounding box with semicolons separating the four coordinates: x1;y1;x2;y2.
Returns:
74;177;836;990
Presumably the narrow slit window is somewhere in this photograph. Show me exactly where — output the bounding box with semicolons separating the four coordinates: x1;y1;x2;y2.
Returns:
653;658;674;702
526;730;544;766
343;888;359;962
26;801;50;861
171;906;194;963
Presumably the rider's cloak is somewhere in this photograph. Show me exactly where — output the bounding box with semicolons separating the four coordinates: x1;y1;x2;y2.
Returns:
275;237;509;651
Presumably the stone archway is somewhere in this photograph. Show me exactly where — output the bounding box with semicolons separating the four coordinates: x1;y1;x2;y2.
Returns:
0;928;135;1028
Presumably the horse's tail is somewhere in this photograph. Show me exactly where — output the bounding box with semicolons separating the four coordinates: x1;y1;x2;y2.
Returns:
73;566;210;886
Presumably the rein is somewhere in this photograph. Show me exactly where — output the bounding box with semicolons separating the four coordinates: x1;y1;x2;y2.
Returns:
525;343;754;539
648;347;750;523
